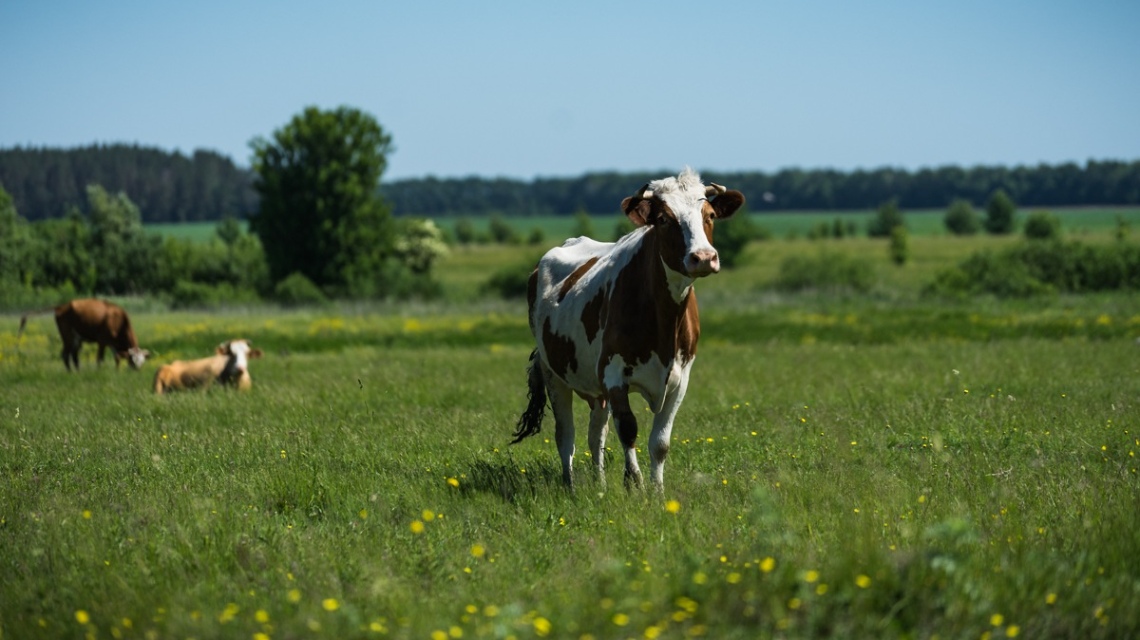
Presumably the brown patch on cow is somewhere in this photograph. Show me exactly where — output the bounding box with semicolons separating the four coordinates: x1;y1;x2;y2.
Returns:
603;230;699;368
558;257;599;302
542;317;577;379
580;285;606;343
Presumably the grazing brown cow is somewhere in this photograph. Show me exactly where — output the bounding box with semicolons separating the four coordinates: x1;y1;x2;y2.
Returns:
512;168;745;490
153;339;263;394
18;299;150;371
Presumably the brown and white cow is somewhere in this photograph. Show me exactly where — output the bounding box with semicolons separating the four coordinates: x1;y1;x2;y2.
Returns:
18;298;150;371
153;339;263;394
512;168;745;490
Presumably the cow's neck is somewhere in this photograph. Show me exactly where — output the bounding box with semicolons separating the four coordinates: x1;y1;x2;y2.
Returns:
639;228;700;361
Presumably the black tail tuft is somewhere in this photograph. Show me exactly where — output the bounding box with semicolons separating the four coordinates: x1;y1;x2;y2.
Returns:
511;349;547;444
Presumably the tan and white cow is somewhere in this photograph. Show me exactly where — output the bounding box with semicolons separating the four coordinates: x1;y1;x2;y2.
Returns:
153;339;263;394
512;168;745;490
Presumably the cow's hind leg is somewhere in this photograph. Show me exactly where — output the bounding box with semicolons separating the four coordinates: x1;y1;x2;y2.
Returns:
545;370;576;488
608;386;643;489
586;399;610;487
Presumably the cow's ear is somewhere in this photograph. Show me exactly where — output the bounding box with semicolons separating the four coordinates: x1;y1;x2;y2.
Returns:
216;342;229;355
711;190;745;220
250;349;263;359
622;196;654;227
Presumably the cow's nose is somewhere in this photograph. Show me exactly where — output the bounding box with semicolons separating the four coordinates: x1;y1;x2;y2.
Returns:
686;249;720;276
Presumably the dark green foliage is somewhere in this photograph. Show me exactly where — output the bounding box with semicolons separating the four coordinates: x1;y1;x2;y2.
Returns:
382;160;1140;216
867;199;905;238
1116;215;1132;241
273;272;329;307
168;280;261;310
926;239;1140;297
984;189;1017;235
1023;210;1061;240
483;259;537;299
0;145;255;222
526;227;546;245
249;106;398;295
889;225;909;265
944;198;981;235
774;251;875;292
715;212;766;268
85;185;164;294
454;217;477;245
487;213;520;245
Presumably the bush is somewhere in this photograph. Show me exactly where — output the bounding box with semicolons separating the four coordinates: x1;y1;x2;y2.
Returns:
925;240;1140;297
716;213;766;268
773;251;875;293
1024;211;1061;240
889;226;909;266
944;199;981;236
482;260;536;299
984;190;1017;235
274;272;329;307
867;199;905;238
168;281;261;310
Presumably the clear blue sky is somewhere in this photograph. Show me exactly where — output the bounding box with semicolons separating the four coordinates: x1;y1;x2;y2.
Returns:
2;0;1137;181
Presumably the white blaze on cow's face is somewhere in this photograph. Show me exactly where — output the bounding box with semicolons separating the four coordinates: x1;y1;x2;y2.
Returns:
126;347;150;369
651;169;721;278
218;339;256;373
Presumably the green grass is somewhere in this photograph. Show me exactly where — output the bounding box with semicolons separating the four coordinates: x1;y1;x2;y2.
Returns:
3;286;1140;638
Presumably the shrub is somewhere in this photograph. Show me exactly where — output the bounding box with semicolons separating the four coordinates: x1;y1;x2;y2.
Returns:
168;281;261;310
944;199;981;236
889;226;909;266
716;213;765;268
274;272;329;307
482;260;536;299
984;190;1017;235
1023;211;1061;240
773;251;875;293
867;199;905;238
925;240;1140;297
488;214;519;245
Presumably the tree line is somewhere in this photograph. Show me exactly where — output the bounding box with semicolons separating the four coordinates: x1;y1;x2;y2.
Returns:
0;144;257;222
2;144;1138;223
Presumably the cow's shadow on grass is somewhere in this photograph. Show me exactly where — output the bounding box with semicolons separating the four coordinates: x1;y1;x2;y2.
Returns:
459;452;568;504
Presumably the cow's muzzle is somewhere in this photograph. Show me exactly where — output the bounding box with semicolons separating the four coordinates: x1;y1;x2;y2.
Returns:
685;249;720;277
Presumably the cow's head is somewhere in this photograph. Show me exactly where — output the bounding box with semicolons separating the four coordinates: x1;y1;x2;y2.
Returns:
620;168;745;277
123;347;150;370
217;339;263;375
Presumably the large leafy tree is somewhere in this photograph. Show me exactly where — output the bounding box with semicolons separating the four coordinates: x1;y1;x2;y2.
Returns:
249;106;396;296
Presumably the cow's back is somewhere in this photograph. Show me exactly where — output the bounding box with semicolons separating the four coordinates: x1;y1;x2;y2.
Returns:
59;299;136;350
531;232;647;395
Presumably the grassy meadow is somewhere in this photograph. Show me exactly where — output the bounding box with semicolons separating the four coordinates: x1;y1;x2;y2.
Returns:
3;225;1140;639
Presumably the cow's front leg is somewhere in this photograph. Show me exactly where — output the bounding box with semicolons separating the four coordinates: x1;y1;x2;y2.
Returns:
586;399;610;487
608;386;643;489
97;343;107;367
648;374;690;491
544;369;576;488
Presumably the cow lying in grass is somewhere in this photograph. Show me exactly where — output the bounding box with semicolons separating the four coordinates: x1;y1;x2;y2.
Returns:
153;339;263;394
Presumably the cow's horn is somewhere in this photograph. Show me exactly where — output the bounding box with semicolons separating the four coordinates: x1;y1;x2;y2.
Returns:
635;183;654;199
705;183;727;197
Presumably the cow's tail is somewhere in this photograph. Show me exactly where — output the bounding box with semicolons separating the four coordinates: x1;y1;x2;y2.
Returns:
511;349;547;444
17;306;57;340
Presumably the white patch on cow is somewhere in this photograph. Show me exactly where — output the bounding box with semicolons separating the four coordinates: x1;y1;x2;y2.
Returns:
660;256;693;302
225;340;253;373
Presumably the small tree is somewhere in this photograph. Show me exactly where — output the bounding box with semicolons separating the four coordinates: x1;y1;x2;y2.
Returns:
984;189;1017;235
454;218;476;245
944;199;981;236
867;199;905;238
86;184;162;294
250;106;398;296
1023;211;1061;240
889;225;909;266
488;213;519;244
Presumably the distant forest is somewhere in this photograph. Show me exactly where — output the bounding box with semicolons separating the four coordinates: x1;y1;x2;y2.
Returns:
2;145;1138;222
